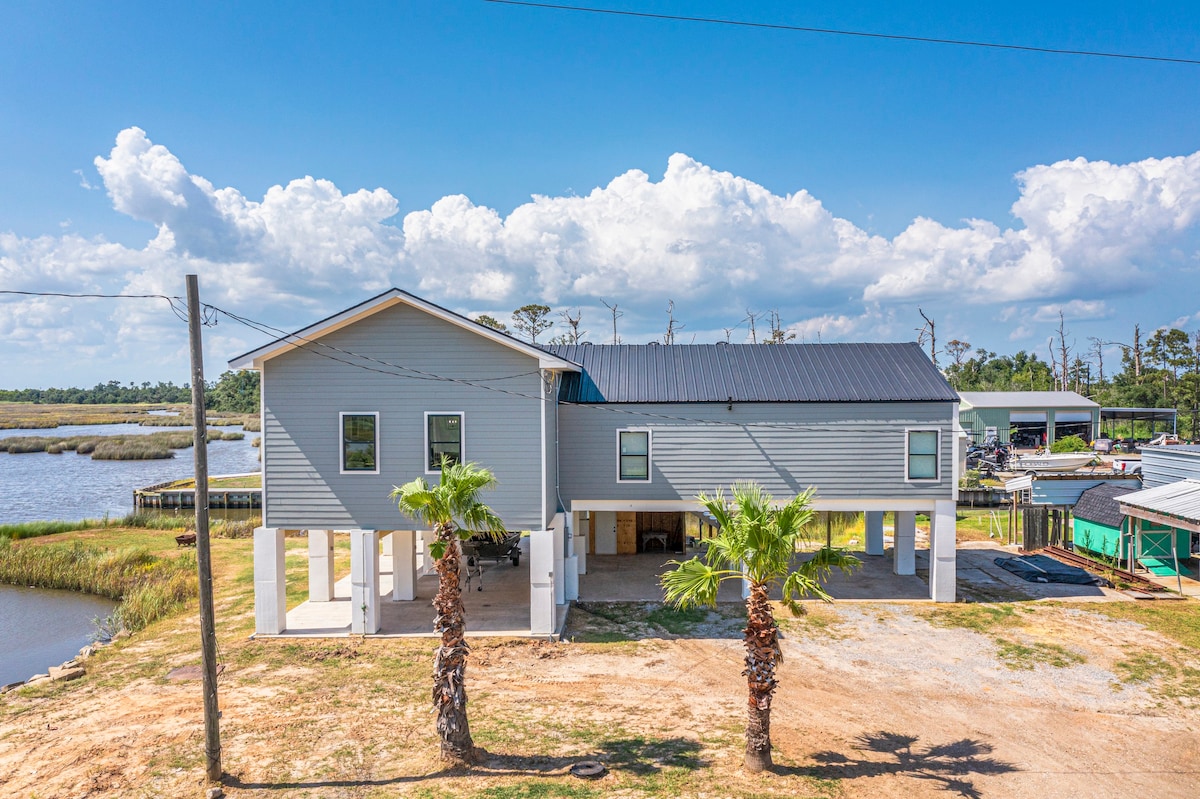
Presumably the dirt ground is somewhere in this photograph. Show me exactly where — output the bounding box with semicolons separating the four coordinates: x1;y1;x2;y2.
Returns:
2;590;1198;799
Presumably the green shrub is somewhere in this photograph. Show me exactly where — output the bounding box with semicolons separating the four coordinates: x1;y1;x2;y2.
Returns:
1050;435;1091;453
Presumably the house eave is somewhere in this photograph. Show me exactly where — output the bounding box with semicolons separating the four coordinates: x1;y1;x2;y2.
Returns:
228;288;580;373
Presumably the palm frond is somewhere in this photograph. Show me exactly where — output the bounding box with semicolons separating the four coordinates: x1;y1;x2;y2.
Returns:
780;547;862;614
392;459;506;547
660;557;737;609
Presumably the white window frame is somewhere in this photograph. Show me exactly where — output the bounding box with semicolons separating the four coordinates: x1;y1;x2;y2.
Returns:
339;411;380;475
905;428;941;483
425;411;465;474
616;428;652;483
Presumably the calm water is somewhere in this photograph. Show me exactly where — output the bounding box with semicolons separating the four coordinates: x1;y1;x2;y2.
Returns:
0;423;261;524
0;584;116;685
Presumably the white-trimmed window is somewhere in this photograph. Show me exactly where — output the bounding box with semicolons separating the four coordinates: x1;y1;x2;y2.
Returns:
340;412;379;474
617;429;651;482
906;429;940;482
425;412;463;472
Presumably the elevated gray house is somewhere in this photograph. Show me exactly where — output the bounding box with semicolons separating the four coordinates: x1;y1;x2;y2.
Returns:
232;289;962;637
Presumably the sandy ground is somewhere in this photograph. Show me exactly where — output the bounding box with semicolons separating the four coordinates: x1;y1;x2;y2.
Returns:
2;594;1198;798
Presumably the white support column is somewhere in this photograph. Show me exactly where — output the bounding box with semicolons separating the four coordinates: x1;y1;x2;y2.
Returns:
564;523;579;601
865;511;885;556
254;527;287;635
553;525;566;605
381;530;395;558
390;530;418;601
573;530;588;575
893;511;916;576
529;529;556;636
307;529;335;602
929;500;957;602
350;529;380;634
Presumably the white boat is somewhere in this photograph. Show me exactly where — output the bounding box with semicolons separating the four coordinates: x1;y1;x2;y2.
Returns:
1006;452;1096;474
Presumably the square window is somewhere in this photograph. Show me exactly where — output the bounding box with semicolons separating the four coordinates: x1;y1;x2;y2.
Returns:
341;413;378;473
908;430;939;481
618;430;650;481
426;413;463;471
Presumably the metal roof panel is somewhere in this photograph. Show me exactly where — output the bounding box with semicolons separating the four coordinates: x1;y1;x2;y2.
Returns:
544;342;958;403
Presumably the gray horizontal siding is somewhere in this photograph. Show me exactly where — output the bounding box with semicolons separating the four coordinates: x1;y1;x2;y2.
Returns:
262;304;545;531
558;401;956;503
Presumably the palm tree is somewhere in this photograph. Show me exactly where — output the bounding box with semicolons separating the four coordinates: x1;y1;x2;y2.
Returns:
391;459;505;766
661;483;860;772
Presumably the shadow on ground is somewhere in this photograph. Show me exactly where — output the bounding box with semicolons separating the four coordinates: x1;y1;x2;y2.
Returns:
222;736;706;792
791;730;1019;798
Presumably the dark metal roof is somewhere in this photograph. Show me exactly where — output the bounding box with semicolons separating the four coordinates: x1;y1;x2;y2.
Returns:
1073;483;1138;528
541;342;958;403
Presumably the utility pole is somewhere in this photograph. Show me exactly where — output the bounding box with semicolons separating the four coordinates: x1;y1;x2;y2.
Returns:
187;274;222;784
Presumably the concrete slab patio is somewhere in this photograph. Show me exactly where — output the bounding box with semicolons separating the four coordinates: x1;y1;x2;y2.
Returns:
271;551;564;638
267;537;1194;641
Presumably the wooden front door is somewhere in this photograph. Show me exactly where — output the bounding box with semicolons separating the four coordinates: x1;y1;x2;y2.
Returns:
616;512;637;554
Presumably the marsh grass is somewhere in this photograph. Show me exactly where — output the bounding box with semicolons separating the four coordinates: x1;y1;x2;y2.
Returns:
1;429;243;460
0;535;197;631
0;402;197;429
0;519;112;541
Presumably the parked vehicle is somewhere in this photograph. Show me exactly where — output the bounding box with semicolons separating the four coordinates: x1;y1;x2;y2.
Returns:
1147;433;1183;446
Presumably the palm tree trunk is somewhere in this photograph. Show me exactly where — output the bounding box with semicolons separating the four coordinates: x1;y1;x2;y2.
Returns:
743;582;778;772
432;523;476;765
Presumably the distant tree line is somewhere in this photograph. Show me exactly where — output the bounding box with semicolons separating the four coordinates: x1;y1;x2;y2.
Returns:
0;371;260;414
941;319;1200;440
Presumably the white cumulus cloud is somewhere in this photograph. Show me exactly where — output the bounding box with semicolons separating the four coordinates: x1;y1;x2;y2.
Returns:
4;127;1200;387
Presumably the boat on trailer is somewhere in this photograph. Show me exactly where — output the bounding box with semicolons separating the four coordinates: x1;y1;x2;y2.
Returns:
1006;452;1096;474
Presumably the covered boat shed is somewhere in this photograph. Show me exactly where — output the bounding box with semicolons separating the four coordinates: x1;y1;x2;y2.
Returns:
1100;408;1177;441
959;391;1099;447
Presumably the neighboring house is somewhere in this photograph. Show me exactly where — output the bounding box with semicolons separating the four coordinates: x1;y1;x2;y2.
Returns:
1072;483;1139;559
1140;444;1200;488
231;288;964;637
958;391;1099;447
1116;479;1200;586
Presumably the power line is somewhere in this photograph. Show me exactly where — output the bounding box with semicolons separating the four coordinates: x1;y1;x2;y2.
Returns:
0;288;194;323
484;1;1200;66
4;288;955;434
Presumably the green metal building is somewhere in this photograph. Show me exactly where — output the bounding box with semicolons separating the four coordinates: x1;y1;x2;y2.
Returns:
958;391;1099;447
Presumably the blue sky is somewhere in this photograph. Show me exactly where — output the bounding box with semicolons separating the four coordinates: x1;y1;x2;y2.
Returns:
2;1;1200;387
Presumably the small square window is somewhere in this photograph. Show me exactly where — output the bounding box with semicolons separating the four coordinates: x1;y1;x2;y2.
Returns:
907;430;939;481
341;413;378;473
618;430;650;482
426;412;463;471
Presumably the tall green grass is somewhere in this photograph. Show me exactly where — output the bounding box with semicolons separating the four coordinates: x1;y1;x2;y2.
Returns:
0;537;197;632
0;513;262;541
0;519;110;541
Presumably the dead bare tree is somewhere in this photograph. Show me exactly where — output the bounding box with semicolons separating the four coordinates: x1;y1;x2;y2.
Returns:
558;308;585;344
763;311;796;345
916;308;937;367
1055;311;1072;392
1087;337;1107;385
601;299;623;345
744;309;759;344
663;300;684;345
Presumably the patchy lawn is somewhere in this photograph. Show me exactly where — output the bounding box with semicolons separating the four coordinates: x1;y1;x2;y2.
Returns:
2;529;1198;798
